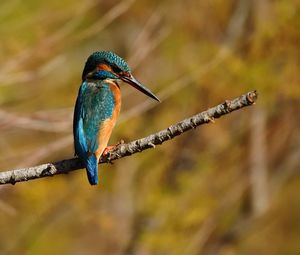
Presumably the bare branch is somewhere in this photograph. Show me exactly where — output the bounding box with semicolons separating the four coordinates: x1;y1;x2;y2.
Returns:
0;91;258;185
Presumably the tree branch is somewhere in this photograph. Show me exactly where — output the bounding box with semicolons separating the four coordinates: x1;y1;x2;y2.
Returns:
0;91;258;185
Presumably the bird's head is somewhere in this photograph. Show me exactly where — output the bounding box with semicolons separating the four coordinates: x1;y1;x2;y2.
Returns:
82;51;160;102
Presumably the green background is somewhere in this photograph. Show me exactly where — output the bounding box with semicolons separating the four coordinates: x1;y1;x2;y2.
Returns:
0;0;299;254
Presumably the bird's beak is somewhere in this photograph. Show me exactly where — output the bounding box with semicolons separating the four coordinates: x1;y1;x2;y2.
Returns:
121;75;160;102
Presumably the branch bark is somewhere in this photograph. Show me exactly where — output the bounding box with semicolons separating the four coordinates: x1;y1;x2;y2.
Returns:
0;91;258;185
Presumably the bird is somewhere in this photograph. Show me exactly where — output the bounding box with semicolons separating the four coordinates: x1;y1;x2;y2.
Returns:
73;51;160;185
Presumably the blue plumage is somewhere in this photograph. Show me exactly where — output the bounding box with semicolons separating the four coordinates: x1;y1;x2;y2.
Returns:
82;51;130;81
73;80;115;185
73;51;159;185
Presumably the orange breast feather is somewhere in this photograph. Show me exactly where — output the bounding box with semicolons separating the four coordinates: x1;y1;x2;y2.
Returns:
95;80;121;159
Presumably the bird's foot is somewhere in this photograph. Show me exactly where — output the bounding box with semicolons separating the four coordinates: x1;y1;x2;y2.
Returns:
116;139;125;146
102;140;125;163
102;145;116;156
102;140;125;155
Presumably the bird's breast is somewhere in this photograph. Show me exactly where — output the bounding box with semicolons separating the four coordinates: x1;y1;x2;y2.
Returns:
95;80;121;158
106;79;121;122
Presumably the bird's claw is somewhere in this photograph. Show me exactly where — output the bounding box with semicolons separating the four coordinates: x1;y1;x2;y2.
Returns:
102;140;125;163
116;139;125;146
102;145;116;156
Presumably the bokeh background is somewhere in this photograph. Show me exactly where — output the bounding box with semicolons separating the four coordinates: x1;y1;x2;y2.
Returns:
0;0;299;254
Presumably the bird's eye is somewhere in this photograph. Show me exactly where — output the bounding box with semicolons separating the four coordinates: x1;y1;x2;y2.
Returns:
112;65;122;73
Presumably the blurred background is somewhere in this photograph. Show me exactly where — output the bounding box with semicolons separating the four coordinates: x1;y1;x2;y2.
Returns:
0;0;299;254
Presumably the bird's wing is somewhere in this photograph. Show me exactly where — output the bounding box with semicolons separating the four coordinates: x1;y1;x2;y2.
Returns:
73;81;115;158
73;82;88;157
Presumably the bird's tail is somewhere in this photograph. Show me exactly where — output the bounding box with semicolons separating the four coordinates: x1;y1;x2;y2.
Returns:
85;154;99;185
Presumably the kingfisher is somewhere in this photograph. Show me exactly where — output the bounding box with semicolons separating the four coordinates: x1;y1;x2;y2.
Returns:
73;51;160;185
